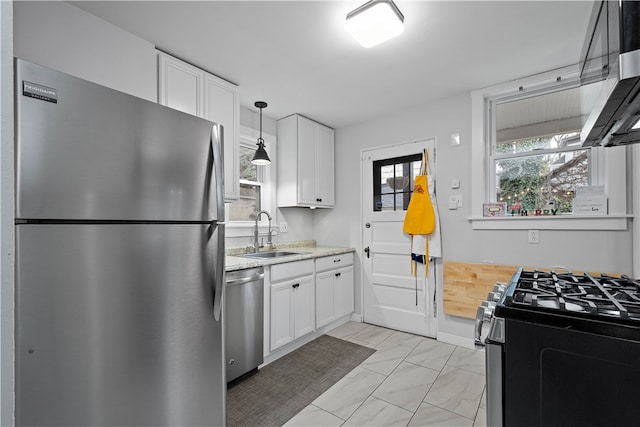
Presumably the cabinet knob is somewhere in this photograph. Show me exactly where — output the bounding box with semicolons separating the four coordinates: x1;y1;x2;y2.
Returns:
316;198;322;202
292;283;300;289
333;259;341;263
335;272;341;278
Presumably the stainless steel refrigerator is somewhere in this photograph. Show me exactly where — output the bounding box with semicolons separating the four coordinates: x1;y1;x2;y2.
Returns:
14;59;226;426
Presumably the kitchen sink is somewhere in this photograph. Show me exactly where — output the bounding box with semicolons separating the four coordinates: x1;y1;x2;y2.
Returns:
239;250;302;259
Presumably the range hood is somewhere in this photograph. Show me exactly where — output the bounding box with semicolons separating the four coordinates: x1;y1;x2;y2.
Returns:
580;0;640;147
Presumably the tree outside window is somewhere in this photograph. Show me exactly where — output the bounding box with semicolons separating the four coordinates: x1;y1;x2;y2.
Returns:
492;85;591;214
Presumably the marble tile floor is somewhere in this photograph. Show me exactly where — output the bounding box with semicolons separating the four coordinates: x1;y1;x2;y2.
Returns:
284;322;487;427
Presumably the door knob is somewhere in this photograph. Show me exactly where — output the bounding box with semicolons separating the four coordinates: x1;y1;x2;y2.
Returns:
364;246;370;258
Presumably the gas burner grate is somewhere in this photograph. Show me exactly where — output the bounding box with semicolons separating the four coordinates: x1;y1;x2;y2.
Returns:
507;269;640;321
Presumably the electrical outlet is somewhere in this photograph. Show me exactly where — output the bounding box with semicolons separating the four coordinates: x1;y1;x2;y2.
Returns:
528;229;539;244
279;222;288;233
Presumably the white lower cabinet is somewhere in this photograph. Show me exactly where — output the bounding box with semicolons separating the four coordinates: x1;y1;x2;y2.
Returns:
315;253;354;328
269;260;315;352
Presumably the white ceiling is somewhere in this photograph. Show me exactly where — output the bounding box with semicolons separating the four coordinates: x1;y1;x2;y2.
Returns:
69;0;595;129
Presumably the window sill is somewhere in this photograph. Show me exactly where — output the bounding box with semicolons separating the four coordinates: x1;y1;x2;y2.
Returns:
469;214;631;230
226;222;274;238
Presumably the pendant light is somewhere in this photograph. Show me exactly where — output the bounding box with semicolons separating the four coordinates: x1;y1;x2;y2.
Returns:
251;101;271;165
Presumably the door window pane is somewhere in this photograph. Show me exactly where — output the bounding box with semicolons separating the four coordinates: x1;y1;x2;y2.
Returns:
373;153;422;211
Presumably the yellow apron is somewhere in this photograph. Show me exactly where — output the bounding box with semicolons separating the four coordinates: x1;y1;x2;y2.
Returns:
403;150;435;276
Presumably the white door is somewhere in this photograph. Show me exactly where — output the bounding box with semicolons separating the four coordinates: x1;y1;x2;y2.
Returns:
361;139;438;337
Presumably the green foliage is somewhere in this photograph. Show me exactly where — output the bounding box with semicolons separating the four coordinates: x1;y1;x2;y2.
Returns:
495;137;588;213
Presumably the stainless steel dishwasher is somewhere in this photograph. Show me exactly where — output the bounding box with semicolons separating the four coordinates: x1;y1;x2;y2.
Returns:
225;267;264;382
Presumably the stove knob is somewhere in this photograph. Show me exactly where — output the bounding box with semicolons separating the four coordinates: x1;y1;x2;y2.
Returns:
487;292;501;302
493;283;507;294
480;300;496;321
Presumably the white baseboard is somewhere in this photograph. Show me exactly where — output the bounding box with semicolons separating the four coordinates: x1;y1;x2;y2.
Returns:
437;331;476;350
350;313;362;322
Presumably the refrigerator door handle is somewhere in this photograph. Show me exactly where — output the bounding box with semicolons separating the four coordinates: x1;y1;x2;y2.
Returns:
210;124;225;222
212;224;225;321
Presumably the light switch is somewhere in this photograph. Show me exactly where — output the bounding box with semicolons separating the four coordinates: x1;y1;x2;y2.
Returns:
451;133;460;146
449;195;462;210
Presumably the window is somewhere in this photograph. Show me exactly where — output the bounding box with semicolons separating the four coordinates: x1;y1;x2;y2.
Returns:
373;154;422;211
470;65;627;230
491;86;590;214
228;144;264;222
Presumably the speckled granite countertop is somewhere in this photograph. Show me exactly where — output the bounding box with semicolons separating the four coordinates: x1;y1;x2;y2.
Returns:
225;240;355;272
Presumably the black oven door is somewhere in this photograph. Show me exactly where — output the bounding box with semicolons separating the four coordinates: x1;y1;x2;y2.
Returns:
503;317;640;427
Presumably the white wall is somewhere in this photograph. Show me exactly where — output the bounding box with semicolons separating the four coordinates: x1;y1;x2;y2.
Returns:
0;2;14;425
319;93;635;342
13;1;157;102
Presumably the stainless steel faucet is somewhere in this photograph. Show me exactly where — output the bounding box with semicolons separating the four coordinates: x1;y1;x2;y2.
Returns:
254;210;272;253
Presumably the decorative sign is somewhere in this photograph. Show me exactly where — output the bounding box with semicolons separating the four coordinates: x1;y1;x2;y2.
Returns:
483;202;507;217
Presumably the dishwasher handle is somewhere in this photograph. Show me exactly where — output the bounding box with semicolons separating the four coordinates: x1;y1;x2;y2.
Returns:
226;273;265;286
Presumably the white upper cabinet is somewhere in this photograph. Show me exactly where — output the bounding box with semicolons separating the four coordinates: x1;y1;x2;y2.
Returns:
203;75;240;203
157;52;240;201
277;114;335;208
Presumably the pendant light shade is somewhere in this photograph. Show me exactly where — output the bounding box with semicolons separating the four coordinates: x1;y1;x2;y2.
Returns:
346;0;404;48
251;101;271;165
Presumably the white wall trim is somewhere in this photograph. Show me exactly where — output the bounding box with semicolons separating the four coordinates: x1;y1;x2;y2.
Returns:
470;68;627;229
437;331;476;350
350;313;363;322
226;126;277;237
469;215;630;230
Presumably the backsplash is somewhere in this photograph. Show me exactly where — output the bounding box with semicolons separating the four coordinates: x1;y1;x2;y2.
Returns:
226;240;317;256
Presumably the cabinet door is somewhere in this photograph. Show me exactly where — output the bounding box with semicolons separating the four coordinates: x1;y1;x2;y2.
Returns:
315;271;334;328
334;266;354;318
158;53;203;116
270;281;294;351
294;277;315;338
315;124;335;207
297;116;317;205
204;75;240;201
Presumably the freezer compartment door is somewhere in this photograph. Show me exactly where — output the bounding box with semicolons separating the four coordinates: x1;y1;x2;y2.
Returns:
15;59;223;222
16;223;225;426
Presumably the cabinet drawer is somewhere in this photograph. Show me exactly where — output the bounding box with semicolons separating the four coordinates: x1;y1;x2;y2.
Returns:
316;252;354;273
270;259;314;282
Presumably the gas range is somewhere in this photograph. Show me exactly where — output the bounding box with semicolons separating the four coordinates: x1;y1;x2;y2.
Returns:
503;269;640;325
477;268;640;427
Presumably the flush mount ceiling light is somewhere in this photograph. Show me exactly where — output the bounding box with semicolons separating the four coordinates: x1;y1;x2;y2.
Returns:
251;101;271;165
346;0;404;48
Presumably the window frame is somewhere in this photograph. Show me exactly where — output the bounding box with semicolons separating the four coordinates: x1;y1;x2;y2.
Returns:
470;65;629;230
225;126;276;237
373;153;422;212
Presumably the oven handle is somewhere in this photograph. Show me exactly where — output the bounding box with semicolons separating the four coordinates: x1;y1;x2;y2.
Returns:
474;301;496;348
474;305;487;348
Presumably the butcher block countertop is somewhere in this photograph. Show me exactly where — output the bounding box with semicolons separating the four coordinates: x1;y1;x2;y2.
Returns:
225;240;355;272
443;261;624;319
